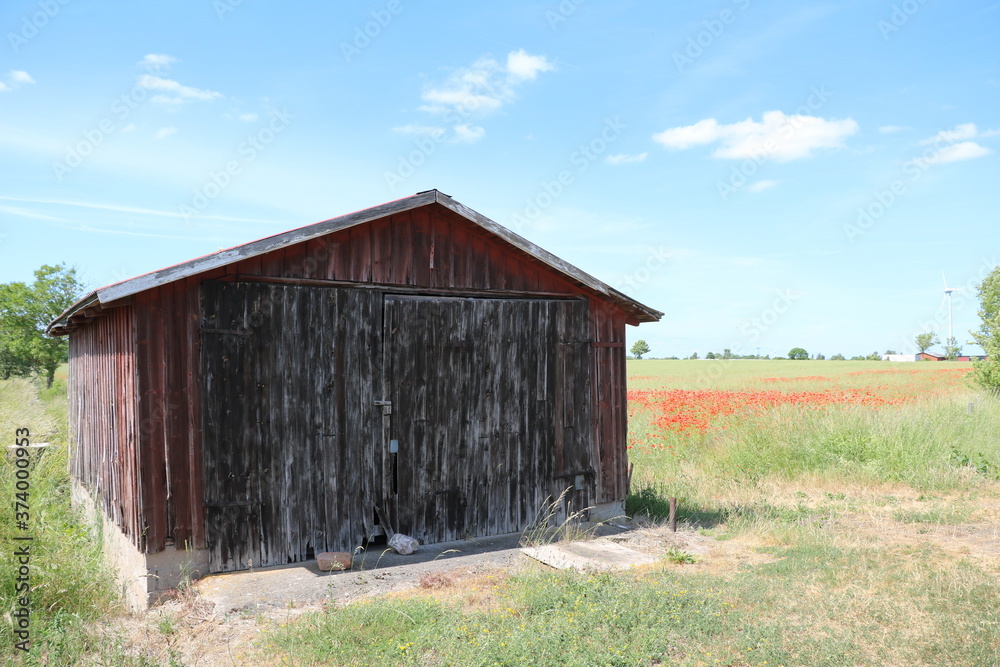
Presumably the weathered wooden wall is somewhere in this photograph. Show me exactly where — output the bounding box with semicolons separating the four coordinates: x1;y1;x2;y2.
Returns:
70;202;631;559
69;306;142;544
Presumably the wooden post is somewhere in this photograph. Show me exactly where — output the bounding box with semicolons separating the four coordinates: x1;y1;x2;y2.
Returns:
669;497;677;533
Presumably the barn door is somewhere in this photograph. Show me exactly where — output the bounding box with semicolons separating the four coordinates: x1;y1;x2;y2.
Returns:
381;295;593;544
201;281;379;573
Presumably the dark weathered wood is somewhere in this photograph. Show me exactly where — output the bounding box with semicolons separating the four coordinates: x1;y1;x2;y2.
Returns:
382;295;593;545
201;280;380;572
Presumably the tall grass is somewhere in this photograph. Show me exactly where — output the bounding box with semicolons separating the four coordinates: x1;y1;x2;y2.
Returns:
0;376;123;664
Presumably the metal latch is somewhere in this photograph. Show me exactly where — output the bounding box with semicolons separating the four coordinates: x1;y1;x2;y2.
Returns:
374;400;392;415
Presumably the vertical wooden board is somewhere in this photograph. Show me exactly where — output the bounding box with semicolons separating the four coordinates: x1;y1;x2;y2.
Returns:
429;213;451;289
369;217;392;284
259;247;285;277
448;220;472;288
139;289;168;552
351;225;374;282
166;280;192;547
409;208;432;286
184;277;206;550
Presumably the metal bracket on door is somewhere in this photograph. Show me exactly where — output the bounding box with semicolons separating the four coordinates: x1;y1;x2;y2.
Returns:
374;400;392;415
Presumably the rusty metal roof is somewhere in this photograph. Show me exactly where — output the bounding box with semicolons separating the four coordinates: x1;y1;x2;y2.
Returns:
48;190;663;334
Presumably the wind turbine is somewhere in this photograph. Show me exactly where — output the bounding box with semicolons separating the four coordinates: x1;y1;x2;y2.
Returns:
941;272;959;349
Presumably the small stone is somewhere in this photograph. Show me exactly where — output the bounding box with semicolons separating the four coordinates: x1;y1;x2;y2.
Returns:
388;533;419;555
317;552;352;571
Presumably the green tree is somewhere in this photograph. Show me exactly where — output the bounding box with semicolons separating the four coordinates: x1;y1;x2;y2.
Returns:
830;353;846;360
0;264;83;387
689;352;699;360
705;351;716;359
865;351;882;361
944;337;962;361
971;266;1000;391
629;340;651;359
915;332;939;354
788;347;808;360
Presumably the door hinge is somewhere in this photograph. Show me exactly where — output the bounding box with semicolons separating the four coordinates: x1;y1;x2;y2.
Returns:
374;400;392;415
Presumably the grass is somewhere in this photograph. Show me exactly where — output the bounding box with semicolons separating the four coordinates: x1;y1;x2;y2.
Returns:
0;370;131;665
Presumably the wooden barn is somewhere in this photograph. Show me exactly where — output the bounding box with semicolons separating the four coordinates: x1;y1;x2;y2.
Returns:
47;190;662;607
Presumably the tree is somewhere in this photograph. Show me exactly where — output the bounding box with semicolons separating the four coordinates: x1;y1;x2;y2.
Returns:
865;351;882;361
705;351;716;359
815;353;826;360
630;340;651;359
944;337;962;361
722;348;733;359
830;353;846;360
884;349;898;355
915;332;939;354
689;352;699;360
0;264;83;388
788;347;808;360
971;266;1000;391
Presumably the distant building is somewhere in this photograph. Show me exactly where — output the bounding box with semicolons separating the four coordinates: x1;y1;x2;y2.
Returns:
956;355;988;361
917;352;946;361
883;354;917;362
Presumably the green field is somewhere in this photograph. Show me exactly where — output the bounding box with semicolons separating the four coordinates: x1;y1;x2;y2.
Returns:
3;360;999;665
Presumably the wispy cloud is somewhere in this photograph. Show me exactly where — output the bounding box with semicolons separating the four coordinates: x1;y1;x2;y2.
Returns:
653;111;858;161
154;126;177;140
140;75;222;106
747;179;778;192
0;195;282;225
139;54;178;70
412;49;555;143
1;70;36;92
392;124;446;137
920;122;978;145
453;124;486;143
605;152;648;166
238;112;258;122
915;123;994;165
917;141;992;165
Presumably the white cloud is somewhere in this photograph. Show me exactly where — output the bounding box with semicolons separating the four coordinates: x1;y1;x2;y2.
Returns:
747;179;778;192
879;125;905;133
920;122;978;145
392;124;446;138
414;49;554;142
154;126;177;140
0;82;10;93
453;123;486;143
140;54;178;69
653;111;858;161
917;141;992;165
139;75;222;105
10;71;34;84
605;152;648;166
506;49;555;82
238;113;259;122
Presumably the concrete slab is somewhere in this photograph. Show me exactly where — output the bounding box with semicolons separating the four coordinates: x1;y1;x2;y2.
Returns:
521;538;660;572
193;531;530;615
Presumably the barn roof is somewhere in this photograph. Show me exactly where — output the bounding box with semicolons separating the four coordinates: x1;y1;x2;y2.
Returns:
47;190;663;335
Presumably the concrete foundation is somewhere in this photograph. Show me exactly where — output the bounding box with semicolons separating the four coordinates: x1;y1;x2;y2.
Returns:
72;480;209;610
588;500;627;523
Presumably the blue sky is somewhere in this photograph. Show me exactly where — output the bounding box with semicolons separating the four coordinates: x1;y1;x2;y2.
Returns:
1;0;997;358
